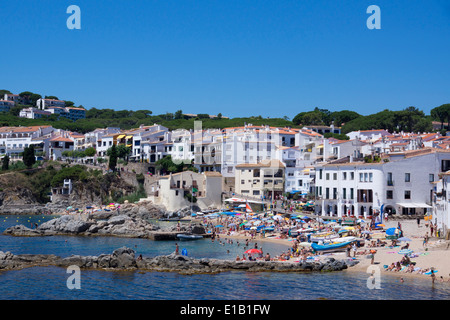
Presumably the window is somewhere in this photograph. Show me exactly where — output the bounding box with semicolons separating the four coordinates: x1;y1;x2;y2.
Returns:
298;180;303;186
429;174;434;183
359;173;364;182
333;188;337;199
343;172;347;180
404;190;411;199
326;188;330;199
241;180;245;184
326;173;330;180
405;173;410;182
350;172;354;180
364;173;368;182
350;188;354;200
333;173;337;180
387;172;393;186
319;169;323;179
369;173;373;182
386;190;393;199
343;188;347;200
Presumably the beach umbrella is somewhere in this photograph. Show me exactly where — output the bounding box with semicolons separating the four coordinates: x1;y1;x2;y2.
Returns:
397;237;412;242
385;228;397;236
245;249;262;254
229;223;236;227
215;225;224;228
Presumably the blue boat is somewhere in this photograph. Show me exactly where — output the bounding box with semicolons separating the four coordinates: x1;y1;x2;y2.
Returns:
311;240;355;253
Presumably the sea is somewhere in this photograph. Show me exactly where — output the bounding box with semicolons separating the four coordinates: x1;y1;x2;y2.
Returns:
1;215;450;302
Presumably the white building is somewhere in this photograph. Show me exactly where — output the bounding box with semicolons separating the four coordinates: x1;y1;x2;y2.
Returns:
432;172;450;239
19;107;52;119
151;170;223;211
346;129;392;142
0;125;54;160
314;148;450;218
36;98;66;110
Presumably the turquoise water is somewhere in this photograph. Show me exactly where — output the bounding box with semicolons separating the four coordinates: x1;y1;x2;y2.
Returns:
1;215;449;300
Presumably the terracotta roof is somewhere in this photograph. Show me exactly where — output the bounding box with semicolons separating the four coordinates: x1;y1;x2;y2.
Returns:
50;136;74;142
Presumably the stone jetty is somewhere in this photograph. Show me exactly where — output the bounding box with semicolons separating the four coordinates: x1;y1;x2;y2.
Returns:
0;247;358;275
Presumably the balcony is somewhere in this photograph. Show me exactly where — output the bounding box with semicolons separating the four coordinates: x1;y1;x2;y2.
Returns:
387;180;394;186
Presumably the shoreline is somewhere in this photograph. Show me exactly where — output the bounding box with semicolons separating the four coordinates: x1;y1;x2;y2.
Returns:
3;212;450;284
203;216;450;284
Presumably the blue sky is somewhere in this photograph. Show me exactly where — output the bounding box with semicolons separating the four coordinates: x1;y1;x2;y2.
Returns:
1;0;449;119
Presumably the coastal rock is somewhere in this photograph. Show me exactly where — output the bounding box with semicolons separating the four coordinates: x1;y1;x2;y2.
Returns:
0;247;357;274
3;225;42;237
3;213;159;238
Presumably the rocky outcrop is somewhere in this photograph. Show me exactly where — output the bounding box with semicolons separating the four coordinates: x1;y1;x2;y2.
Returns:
117;201;167;220
3;214;160;238
0;247;358;274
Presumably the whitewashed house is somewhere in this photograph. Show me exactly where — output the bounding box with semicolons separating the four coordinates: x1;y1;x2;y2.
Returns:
314;148;450;218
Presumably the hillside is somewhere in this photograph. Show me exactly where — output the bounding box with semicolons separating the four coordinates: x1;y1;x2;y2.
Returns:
0;164;138;214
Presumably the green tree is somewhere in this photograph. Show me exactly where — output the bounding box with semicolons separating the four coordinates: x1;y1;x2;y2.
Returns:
108;144;118;172
330;110;361;126
174;109;183;120
45;96;59;100
84;147;96;157
23;145;36;168
431;104;450;130
2;154;9;171
111;145;131;160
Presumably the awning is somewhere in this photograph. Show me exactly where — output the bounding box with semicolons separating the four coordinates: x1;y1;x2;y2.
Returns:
125;135;133;139
126;144;132;147
116;134;125;139
396;203;432;209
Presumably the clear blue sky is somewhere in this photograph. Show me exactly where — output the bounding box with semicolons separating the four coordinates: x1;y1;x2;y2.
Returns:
1;0;449;119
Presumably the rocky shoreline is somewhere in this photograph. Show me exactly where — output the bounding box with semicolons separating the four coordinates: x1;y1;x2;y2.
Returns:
3;213;205;239
0;247;358;274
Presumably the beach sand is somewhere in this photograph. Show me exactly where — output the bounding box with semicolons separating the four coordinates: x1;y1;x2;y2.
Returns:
342;219;450;284
198;216;450;283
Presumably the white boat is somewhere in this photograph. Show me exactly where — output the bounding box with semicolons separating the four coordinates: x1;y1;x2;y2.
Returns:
323;236;357;244
310;233;340;243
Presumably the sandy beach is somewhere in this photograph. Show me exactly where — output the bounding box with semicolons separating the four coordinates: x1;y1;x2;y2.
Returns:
342;219;450;284
197;214;450;284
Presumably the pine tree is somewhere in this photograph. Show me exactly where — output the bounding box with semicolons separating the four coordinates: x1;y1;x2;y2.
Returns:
108;144;118;172
23;145;36;168
2;154;9;171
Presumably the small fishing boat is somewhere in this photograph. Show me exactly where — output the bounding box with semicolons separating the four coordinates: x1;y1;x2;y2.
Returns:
176;234;203;241
310;232;340;243
311;240;355;253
